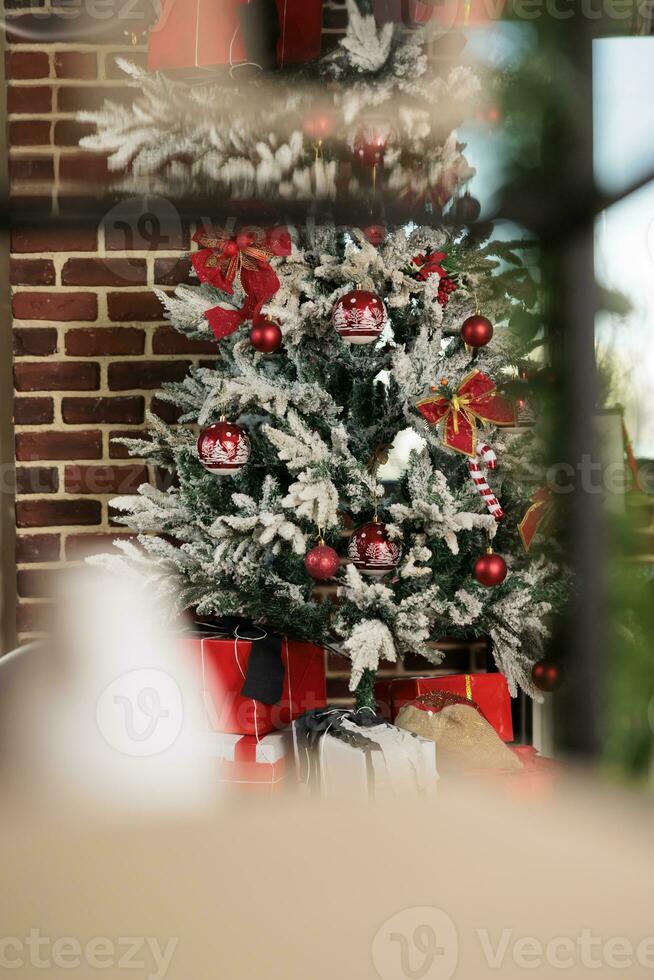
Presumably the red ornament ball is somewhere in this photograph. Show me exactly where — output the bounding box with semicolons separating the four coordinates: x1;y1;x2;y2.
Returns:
473;550;508;587
461;314;494;348
333;289;387;346
348;520;401;579
453;193;482;223
222;239;239;258
250;318;283;354
532;660;562;693
303;110;337;141
363;225;387;247
353;127;389;166
305;544;340;581
197;420;251;477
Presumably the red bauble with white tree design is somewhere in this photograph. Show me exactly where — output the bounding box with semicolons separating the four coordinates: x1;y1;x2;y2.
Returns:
332;290;387;346
305;543;340;581
348;519;401;579
197;420;251;477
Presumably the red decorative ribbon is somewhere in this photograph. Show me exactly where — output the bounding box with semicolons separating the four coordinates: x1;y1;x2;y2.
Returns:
192;227;291;335
518;487;554;552
192;227;291;298
412;250;448;281
416;370;515;457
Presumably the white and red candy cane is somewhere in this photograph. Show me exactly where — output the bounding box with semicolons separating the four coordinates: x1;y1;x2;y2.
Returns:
468;442;505;520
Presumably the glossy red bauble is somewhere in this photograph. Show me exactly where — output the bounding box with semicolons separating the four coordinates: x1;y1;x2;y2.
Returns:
303;110;338;141
305;544;340;581
453;193;482;223
353;126;389;167
197;420;251;477
363;225;386;247
222;240;239;258
532;660;563;693
473;551;508;587
461;314;494;348
250;319;283;354
348;520;401;579
332;289;387;346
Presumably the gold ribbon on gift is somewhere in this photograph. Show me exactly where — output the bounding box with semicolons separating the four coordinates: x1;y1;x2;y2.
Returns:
465;674;473;701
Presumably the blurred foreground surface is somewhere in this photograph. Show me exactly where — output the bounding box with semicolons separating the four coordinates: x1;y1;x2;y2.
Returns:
2;778;654;980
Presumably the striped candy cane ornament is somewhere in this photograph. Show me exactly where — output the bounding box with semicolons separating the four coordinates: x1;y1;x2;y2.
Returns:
468;443;504;520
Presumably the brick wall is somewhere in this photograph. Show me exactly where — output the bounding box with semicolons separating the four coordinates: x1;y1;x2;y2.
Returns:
5;0;487;696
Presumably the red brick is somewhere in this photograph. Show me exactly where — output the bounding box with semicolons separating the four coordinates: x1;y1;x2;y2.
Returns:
53;119;95;147
152;326;218;355
61;396;144;425
6;11;148;44
65;464;149;495
10;258;56;286
14;361;100;392
13;396;54;426
61;257;147;287
16;533;61;564
16;603;52;634
11;225;97;253
16;430;102;462
9;120;52;147
13;328;58;357
9;155;54;183
57;86;132;113
7;85;52;114
108;360;191;390
107;292;167;322
151;397;182;424
54;50;97;79
154;257;193;286
59;152;110;185
17;568;60;599
12;291;98;321
105;217;190;252
5;51;50;80
64;533;136;561
16;498;102;528
109;430;150;459
16;466;59;495
64;327;144;357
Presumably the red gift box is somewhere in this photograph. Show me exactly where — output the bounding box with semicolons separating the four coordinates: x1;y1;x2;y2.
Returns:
382;673;514;742
204;730;291;795
148;0;323;73
185;636;326;737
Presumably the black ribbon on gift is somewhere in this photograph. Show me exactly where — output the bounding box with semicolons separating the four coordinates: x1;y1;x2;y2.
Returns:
236;0;280;71
294;706;386;750
194;617;285;707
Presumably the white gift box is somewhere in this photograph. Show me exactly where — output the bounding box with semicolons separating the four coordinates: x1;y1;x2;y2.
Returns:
293;719;438;801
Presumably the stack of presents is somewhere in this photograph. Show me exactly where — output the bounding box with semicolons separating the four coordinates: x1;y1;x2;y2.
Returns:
185;630;558;800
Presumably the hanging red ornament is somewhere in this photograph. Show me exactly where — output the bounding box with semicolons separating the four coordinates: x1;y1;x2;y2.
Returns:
461;314;494;348
303;109;338;142
473;549;508;587
305;542;340;581
250;317;283;354
332;289;387;346
363;225;387;247
453;193;482;223
197;419;251;477
348;518;401;579
532;660;563;693
353;126;389;167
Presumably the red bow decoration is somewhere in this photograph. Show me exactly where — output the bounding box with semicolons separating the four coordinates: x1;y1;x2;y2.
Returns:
192;226;291;313
518;487;554;552
412;251;448;281
416;370;516;457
